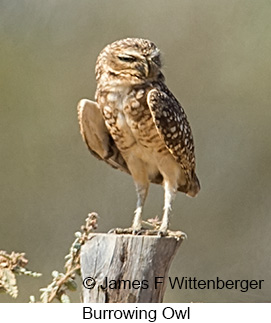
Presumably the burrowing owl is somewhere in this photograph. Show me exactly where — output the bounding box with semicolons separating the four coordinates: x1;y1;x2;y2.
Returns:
77;38;200;233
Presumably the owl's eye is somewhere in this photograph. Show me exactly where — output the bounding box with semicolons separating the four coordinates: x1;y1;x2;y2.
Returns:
151;55;161;66
118;55;136;63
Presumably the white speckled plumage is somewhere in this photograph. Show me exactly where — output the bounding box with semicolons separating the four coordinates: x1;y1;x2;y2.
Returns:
77;38;200;232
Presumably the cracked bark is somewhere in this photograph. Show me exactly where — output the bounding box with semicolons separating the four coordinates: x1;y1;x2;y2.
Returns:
80;233;182;303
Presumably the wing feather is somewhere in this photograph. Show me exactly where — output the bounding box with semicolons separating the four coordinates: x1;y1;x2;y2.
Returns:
77;99;130;174
147;88;200;195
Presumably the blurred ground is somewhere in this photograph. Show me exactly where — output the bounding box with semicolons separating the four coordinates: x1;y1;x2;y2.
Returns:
0;0;271;303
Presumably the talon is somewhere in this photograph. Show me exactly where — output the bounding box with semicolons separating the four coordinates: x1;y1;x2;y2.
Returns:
108;228;117;234
108;227;129;234
157;230;167;237
136;229;147;235
167;230;188;240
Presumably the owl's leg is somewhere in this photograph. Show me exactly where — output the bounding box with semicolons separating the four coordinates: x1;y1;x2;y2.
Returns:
132;181;149;231
159;180;177;232
157;157;180;233
124;157;149;231
108;156;149;234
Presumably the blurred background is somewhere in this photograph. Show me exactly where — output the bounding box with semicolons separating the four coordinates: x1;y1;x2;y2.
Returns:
1;0;271;303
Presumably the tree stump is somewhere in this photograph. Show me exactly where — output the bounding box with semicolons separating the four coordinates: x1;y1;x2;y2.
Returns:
80;233;183;303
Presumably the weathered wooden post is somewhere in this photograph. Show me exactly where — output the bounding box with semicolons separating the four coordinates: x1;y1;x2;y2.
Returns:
81;233;183;303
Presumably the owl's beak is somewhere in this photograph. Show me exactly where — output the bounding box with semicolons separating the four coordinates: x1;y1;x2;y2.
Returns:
146;58;159;78
146;60;152;77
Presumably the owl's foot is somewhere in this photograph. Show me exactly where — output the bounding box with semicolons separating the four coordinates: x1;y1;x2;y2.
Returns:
167;230;187;240
108;223;187;240
108;227;163;236
135;229;186;240
136;229;166;236
142;217;187;239
108;227;141;235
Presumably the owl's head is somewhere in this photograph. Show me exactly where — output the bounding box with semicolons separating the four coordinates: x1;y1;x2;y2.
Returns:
96;38;164;84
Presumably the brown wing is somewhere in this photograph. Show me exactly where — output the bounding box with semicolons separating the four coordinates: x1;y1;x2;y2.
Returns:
77;99;164;186
77;99;130;174
147;88;200;196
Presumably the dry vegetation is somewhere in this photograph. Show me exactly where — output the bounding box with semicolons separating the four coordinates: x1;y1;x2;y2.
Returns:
0;213;98;303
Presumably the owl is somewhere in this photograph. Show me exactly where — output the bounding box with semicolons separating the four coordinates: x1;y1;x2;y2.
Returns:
77;38;200;234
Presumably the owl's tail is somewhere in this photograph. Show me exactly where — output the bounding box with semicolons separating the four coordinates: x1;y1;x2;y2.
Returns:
186;173;201;198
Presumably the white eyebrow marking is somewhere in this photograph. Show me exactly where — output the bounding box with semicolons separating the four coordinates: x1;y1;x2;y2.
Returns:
122;50;143;58
150;48;160;58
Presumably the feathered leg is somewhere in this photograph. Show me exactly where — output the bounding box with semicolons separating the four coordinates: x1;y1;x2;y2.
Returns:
157;156;180;233
132;181;149;230
159;180;177;232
